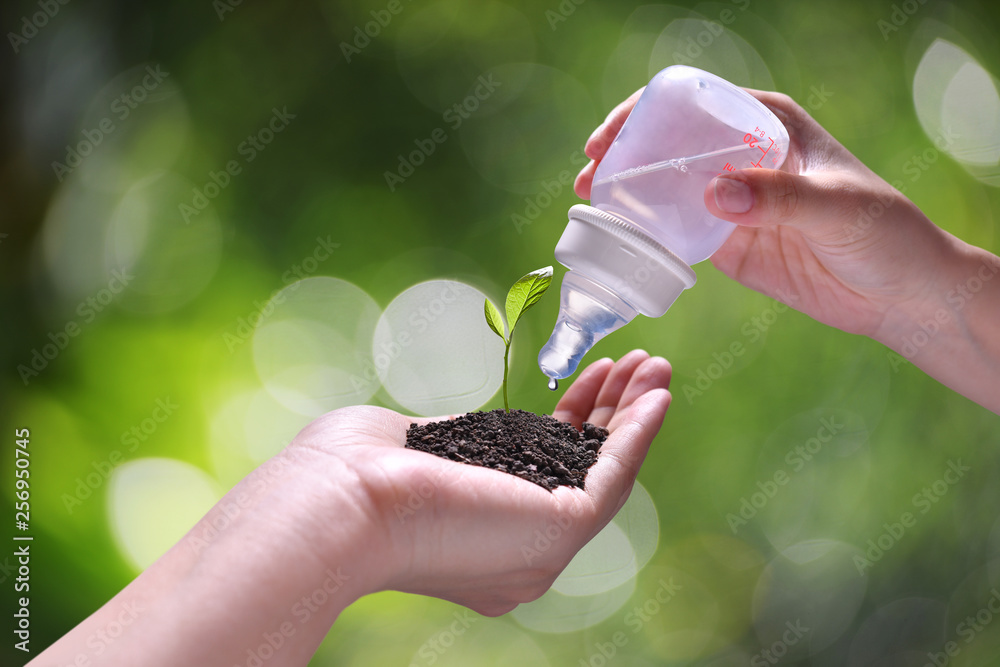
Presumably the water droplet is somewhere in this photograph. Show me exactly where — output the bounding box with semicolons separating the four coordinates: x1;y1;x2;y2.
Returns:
548;377;559;391
680;164;689;173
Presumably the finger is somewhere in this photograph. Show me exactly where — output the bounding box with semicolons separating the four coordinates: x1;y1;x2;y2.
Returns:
552;357;614;429
743;89;835;151
587;349;650;428
585;87;643;161
704;169;868;240
576;89;644;199
574;159;598;199
606;356;672;433
584;388;671;520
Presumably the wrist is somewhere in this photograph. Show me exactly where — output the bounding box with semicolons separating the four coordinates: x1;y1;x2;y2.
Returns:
872;226;973;351
40;448;395;667
874;237;1000;412
265;445;397;603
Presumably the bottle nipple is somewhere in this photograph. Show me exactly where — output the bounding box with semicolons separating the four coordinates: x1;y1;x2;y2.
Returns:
538;271;638;380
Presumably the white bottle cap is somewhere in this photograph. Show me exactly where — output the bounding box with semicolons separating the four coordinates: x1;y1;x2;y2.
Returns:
556;204;697;317
537;205;698;380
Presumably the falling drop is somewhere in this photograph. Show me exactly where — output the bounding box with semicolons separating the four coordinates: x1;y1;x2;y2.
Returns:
547;377;559;391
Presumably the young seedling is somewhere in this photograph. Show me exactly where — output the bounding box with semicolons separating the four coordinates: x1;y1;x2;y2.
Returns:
484;266;554;413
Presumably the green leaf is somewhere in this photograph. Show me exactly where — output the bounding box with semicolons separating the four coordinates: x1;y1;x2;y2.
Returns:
505;266;553;336
484;298;507;342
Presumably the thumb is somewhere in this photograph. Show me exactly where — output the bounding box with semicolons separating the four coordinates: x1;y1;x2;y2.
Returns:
704;169;836;230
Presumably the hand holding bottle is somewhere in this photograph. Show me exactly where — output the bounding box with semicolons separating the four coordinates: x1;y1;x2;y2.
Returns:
540;67;790;381
579;87;1000;414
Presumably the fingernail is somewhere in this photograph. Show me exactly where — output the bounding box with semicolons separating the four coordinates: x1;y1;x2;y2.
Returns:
714;177;752;213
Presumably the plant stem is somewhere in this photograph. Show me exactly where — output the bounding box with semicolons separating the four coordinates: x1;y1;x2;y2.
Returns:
502;340;510;413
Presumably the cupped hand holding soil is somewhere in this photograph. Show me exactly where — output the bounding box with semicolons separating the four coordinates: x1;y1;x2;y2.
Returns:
289;350;672;617
32;351;671;667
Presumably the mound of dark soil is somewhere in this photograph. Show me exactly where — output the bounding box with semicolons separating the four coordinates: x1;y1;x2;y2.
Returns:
405;409;608;491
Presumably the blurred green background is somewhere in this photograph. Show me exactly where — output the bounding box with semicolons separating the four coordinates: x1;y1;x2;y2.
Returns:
3;0;1000;665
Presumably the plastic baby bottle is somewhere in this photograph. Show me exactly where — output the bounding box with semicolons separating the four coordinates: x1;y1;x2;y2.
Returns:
538;65;789;381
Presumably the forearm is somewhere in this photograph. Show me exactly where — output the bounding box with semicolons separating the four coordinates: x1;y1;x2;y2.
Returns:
31;449;386;666
878;240;1000;414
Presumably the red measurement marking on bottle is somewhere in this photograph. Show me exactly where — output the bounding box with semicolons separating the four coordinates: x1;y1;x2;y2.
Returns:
716;127;782;177
744;126;782;167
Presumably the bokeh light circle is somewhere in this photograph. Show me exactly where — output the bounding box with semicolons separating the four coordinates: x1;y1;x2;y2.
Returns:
944;558;1000;663
107;170;223;314
648;18;774;91
848;597;948;666
637;535;765;661
552;480;660;597
457;63;596;194
243;389;312;463
253;277;382;416
511;577;637;634
373;280;504;416
913;38;1000;185
551;522;636;597
752;408;871;553
752;539;868;658
107;457;221;571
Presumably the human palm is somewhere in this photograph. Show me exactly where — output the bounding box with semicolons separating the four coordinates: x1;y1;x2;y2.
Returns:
288;350;672;616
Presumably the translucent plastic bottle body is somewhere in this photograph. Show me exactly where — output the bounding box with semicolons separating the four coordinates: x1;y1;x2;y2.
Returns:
539;66;789;380
590;66;789;265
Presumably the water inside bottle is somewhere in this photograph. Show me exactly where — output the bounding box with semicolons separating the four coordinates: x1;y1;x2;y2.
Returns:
590;143;751;264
